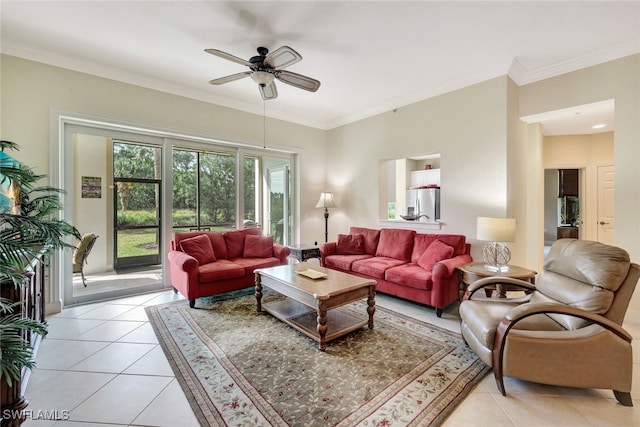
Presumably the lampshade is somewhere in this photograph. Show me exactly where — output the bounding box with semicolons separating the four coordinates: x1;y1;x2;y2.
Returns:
315;192;337;209
477;217;516;243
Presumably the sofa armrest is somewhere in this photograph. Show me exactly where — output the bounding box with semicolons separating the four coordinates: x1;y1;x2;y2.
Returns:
273;244;291;264
167;250;199;299
319;242;337;266
167;250;199;272
434;254;473;277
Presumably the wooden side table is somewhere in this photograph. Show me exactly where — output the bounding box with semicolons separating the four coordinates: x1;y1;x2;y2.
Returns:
456;262;537;299
287;244;321;263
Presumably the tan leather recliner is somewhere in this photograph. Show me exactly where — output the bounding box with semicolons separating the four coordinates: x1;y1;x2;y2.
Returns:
459;239;640;406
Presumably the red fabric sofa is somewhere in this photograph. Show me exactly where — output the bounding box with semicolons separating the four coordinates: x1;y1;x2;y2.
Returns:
320;227;472;317
167;228;290;308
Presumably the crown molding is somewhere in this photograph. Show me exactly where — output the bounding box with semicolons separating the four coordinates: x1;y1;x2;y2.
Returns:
509;40;640;86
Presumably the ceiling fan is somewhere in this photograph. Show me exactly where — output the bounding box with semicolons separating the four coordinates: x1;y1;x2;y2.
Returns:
205;46;321;100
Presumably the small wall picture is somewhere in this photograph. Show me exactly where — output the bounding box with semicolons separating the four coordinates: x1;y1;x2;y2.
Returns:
388;202;395;219
82;176;102;198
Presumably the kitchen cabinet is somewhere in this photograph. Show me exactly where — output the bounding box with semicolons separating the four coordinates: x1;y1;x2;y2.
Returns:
410;169;440;188
559;169;578;197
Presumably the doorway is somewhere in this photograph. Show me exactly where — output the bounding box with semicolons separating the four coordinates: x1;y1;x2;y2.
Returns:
543;168;583;247
113;141;163;271
67;132;165;306
58;119;298;307
523;100;615;262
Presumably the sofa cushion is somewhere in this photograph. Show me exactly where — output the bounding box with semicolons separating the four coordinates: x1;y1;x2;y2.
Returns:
179;234;216;265
208;232;228;260
417;239;454;271
243;234;274;258
173;231;228;259
337;233;365;255
375;228;415;261
352;256;407;279
224;230;247;258
385;264;434;290
411;234;467;262
232;257;281;274
349;227;380;255
324;254;372;271
198;260;245;283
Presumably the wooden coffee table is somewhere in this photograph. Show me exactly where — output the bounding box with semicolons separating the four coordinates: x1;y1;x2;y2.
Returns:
255;263;376;351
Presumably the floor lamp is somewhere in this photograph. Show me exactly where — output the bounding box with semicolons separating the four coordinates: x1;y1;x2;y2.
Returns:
316;192;336;243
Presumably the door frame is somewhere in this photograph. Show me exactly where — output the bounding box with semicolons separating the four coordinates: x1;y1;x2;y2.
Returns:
50;112;299;310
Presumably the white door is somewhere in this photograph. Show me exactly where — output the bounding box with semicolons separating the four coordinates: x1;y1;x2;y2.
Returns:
597;165;615;244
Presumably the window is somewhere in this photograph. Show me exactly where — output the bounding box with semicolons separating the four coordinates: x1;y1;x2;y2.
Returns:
172;149;237;232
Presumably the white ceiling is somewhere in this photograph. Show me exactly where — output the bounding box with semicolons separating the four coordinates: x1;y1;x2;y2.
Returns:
1;1;638;133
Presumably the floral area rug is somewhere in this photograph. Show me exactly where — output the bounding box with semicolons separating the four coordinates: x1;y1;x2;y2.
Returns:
146;290;489;426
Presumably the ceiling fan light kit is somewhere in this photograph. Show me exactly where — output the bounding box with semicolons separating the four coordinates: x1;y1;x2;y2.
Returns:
250;71;274;85
205;46;320;100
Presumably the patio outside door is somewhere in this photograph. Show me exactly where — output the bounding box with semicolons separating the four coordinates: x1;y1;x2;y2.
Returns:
113;142;162;270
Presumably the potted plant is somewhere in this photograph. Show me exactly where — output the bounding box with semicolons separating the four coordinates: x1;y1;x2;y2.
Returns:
0;140;80;426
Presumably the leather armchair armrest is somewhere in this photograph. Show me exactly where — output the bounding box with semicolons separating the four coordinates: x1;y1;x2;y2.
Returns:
467;276;536;299
504;302;632;342
492;300;633;399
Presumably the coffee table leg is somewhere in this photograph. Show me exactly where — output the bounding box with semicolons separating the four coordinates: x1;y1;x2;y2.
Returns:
317;301;328;351
367;286;375;329
255;272;263;312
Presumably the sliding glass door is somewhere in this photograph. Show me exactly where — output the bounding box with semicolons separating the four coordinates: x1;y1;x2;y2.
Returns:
113;142;162;270
267;165;290;245
172;148;237;232
172;149;292;243
65;132;165;306
61;121;297;307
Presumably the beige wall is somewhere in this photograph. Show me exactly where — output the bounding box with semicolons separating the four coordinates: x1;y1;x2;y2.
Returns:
2;52;639;310
326;76;510;264
1;54;327;311
327;54;639;310
0;54;328;244
520;54;640;309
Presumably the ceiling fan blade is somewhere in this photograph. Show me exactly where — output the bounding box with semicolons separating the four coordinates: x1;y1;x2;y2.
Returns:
208;71;252;85
265;46;302;70
205;49;253;67
259;81;278;100
275;70;321;92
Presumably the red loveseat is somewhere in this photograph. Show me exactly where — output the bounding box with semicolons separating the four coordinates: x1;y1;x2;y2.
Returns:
167;228;290;308
320;227;472;317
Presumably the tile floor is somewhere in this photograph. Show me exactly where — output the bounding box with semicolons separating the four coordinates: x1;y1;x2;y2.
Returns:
23;289;640;427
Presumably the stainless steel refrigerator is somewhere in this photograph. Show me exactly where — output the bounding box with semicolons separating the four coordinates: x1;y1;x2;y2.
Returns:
406;188;440;221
